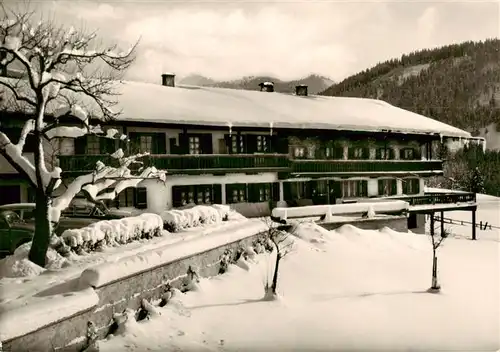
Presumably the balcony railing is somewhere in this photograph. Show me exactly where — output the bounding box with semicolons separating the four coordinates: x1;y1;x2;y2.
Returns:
290;159;443;174
143;154;290;172
58;155;120;172
401;192;476;206
59;154;290;173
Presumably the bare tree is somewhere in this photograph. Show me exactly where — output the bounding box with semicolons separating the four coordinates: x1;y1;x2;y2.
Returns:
428;215;450;293
0;6;165;266
262;218;296;300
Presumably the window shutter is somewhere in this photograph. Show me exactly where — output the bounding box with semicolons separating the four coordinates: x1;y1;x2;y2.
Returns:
283;182;292;202
247;183;257;202
212;184;222;204
156;133;167;154
100;138;115;154
74;136;86;154
172;186;184;208
169;138;178;154
375;148;381;160
391;179;397;195
201;134;213;154
363;148;370;159
402;180;408;194
272;182;280;202
135;187;148;209
225;184;232;204
246;135;258;154
128;132;140;154
389;148;396;160
348;147;354;159
362;180;368;196
414;179;420;194
331;180;341;199
178;133;189;154
378;180;384;195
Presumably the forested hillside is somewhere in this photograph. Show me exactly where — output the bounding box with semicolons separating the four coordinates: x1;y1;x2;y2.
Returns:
322;39;500;196
321;39;500;136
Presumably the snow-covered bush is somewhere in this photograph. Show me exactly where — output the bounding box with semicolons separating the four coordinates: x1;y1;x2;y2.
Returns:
0;242;68;278
161;205;230;233
59;213;163;255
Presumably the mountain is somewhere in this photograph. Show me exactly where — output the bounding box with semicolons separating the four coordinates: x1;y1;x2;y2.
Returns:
179;74;334;95
177;74;218;87
321;39;500;150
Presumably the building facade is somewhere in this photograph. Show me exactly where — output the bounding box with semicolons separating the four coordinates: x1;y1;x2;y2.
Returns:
0;74;483;224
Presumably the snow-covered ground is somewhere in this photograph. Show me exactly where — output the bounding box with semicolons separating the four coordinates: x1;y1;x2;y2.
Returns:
100;195;500;352
0;214;247;314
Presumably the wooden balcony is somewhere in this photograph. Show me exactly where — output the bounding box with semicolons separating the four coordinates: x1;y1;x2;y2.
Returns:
59;154;291;174
290;159;443;175
386;192;477;213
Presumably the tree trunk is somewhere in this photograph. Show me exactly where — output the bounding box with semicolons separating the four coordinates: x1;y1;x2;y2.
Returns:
431;254;439;289
271;254;281;294
28;189;52;267
29;103;52;267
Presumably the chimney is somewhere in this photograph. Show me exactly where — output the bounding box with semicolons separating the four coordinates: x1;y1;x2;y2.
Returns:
259;81;274;92
295;84;308;96
161;73;175;87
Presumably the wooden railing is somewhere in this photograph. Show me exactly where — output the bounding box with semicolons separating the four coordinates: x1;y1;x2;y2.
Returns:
394;192;476;206
59;154;290;173
59;154;444;175
291;159;443;173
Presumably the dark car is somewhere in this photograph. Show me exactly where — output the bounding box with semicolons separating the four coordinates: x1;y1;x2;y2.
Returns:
0;210;34;258
0;203;126;257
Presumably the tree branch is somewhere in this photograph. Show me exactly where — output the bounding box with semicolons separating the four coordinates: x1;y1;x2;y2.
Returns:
0;77;37;107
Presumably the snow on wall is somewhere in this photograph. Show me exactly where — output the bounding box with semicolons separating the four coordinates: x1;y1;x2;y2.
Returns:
0;287;99;341
272;200;409;220
78;219;267;288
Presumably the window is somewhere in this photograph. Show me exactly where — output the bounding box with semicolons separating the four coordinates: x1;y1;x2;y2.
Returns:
256;136;269;152
257;184;271;202
86;135;100;154
325;146;344;159
401;148;415;160
226;184;247;204
350;147;365;159
115;187;147;209
189;136;200;154
341;180;367;198
378;179;398;196
232;189;246;203
231;135;245;154
294;147;306;158
376;148;393;160
173;185;217;207
403;178;420;195
196;186;213;205
140;135;153;153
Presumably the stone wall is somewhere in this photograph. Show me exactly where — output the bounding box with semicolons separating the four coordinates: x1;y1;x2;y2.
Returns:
319;215;409;233
2;232;264;352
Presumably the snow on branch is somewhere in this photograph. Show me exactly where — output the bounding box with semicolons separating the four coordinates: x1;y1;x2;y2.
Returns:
0;5;138;119
50;150;165;222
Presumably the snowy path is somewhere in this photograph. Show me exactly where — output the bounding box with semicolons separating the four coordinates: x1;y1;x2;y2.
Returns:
100;223;500;352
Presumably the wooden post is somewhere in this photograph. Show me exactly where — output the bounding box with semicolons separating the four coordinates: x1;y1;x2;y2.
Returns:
430;212;435;237
472;209;477;240
440;211;444;237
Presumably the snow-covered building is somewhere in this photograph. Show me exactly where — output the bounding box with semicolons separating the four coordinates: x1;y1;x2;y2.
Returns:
0;73;480;229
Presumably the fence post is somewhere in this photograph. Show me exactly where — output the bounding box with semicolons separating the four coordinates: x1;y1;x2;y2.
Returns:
472;209;477;240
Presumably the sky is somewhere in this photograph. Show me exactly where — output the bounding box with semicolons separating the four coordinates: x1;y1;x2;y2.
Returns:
4;0;500;83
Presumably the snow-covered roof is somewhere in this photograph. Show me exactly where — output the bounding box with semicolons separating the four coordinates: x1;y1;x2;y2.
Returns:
0;78;471;138
108;81;470;138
